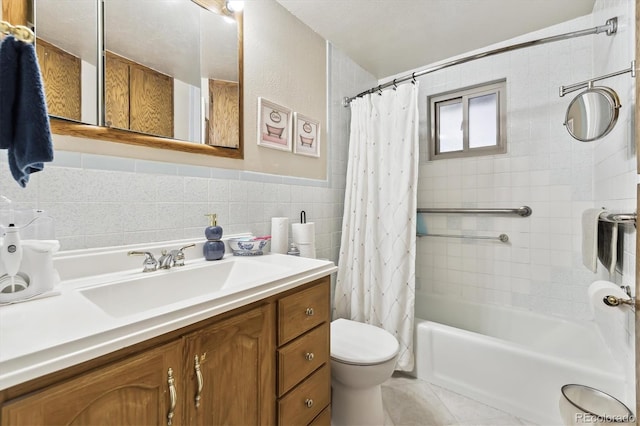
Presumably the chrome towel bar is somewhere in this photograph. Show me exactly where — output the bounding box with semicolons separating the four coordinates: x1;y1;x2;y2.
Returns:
599;211;637;225
417;206;532;217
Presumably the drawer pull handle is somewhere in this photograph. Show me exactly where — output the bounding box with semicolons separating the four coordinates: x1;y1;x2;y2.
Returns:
167;368;177;426
194;355;204;409
305;307;314;316
305;398;314;408
305;352;315;361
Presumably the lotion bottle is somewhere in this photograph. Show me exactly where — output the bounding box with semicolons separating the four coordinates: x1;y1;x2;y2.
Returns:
203;214;225;261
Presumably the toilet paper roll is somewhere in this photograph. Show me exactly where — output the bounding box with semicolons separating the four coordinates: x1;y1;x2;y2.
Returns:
292;222;315;244
270;217;289;254
292;222;316;258
588;280;632;316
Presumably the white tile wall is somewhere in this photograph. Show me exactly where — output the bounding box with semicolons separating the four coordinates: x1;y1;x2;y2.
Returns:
412;0;635;406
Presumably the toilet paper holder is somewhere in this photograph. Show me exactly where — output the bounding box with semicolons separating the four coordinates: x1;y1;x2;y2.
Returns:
602;285;635;310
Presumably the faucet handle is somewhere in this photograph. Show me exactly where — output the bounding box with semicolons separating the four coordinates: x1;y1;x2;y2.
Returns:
174;243;196;267
128;251;158;273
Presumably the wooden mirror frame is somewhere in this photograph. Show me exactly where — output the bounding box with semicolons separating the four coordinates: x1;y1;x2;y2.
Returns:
2;0;244;160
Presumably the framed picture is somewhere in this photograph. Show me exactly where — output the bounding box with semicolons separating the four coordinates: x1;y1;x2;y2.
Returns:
293;113;320;157
257;97;292;151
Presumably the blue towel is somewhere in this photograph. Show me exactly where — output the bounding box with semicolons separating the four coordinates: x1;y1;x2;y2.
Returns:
0;36;18;149
0;35;53;187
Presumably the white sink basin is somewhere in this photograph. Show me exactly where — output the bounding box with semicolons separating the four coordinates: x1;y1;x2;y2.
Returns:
80;255;293;317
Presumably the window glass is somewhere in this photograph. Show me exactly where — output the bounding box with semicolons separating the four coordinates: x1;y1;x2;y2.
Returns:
437;101;463;153
469;93;497;148
428;79;506;160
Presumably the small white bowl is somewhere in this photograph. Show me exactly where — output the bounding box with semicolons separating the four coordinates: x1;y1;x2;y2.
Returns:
228;237;270;256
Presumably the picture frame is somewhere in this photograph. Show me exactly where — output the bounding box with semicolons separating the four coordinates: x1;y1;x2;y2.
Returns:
257;97;292;151
293;112;320;157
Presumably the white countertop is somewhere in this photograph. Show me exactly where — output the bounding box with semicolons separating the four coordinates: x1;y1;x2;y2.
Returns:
0;248;337;391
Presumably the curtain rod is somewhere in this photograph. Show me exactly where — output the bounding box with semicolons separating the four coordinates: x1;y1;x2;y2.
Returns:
342;17;618;107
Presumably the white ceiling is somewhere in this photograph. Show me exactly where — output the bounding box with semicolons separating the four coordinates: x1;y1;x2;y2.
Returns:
275;0;597;79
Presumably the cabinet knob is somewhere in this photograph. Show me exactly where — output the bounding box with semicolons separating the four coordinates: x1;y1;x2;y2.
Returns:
305;398;314;408
305;307;314;316
305;352;314;361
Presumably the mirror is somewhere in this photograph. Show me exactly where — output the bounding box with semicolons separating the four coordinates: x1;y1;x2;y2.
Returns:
31;0;242;157
564;86;620;142
34;0;98;125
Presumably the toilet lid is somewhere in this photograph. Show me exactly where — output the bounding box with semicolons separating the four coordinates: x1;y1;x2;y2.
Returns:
330;318;400;365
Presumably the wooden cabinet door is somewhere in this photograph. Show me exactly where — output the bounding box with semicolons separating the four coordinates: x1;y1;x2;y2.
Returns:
105;52;130;130
208;79;239;148
183;304;276;426
130;64;174;138
0;341;183;426
36;39;81;121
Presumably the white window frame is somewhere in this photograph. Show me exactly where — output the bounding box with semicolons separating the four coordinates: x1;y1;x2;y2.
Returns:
428;79;507;160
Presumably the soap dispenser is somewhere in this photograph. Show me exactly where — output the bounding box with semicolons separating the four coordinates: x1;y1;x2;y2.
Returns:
203;214;225;261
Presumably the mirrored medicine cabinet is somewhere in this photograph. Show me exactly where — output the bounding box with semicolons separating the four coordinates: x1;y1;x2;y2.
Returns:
3;0;243;159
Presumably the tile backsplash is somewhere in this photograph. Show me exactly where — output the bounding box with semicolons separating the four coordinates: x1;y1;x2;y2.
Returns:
0;150;337;257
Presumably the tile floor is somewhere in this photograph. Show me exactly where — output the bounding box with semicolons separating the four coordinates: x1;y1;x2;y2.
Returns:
381;373;538;426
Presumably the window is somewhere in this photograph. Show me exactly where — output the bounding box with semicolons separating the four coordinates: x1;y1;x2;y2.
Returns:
428;79;506;160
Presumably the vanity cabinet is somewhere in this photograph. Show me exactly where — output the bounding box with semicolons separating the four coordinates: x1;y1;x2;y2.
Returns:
183;303;275;425
0;341;183;426
277;280;331;425
0;276;331;426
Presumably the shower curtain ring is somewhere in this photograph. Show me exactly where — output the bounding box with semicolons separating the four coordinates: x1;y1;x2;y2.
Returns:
377;85;383;95
411;72;416;84
392;79;397;90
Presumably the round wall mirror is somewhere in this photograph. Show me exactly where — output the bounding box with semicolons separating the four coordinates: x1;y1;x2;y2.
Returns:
564;86;621;142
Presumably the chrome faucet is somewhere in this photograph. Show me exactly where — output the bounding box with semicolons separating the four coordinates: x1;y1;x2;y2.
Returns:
172;243;196;266
129;244;195;272
158;244;196;269
127;251;158;273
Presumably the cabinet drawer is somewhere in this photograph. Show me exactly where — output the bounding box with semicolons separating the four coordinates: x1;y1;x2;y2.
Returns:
278;363;330;426
278;323;329;396
309;406;331;426
278;279;329;345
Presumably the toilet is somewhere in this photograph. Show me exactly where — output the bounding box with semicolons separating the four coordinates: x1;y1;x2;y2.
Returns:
330;318;400;426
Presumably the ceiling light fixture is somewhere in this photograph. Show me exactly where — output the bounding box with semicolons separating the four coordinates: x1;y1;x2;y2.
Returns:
225;1;244;13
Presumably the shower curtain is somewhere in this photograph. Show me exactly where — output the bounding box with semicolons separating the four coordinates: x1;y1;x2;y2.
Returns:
333;83;418;371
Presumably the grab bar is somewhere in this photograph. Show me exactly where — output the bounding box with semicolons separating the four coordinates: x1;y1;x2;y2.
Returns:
417;206;532;217
599;211;636;225
417;233;509;243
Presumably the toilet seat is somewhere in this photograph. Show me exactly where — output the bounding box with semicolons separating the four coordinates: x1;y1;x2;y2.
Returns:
330;318;399;365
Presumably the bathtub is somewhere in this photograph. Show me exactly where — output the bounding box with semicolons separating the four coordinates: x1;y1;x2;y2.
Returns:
412;293;628;425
